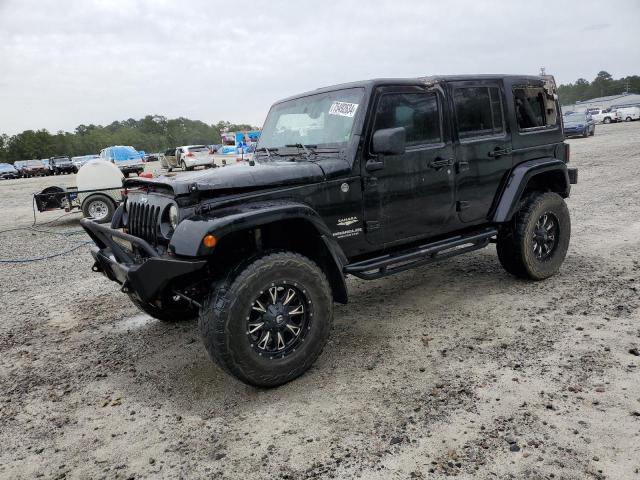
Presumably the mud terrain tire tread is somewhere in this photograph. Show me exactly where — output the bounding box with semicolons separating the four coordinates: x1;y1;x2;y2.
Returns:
199;251;333;387
497;192;570;280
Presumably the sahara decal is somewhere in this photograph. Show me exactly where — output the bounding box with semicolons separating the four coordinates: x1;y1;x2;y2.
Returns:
337;216;359;227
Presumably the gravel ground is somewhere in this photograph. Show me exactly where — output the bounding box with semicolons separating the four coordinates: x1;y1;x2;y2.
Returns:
1;123;639;479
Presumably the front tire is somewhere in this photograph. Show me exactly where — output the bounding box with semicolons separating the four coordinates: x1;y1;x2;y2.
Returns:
199;252;333;387
603;117;611;124
497;192;570;280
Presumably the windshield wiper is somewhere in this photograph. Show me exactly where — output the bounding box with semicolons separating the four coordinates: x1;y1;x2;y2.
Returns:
285;144;318;161
255;146;280;158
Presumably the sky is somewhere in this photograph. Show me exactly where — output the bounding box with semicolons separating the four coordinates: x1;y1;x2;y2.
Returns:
1;0;639;135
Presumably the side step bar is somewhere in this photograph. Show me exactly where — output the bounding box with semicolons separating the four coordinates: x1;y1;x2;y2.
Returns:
344;227;498;280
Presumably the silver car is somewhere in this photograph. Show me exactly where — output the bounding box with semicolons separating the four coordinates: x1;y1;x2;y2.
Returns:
177;145;215;171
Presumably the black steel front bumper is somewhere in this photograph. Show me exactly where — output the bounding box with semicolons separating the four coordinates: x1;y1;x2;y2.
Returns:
80;218;206;303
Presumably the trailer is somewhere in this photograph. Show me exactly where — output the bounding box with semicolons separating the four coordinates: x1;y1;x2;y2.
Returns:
34;160;125;224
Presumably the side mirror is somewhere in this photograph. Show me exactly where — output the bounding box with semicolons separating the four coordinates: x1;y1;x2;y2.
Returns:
372;127;406;156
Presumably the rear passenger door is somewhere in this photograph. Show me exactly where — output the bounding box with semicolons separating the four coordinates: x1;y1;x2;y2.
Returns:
451;82;512;223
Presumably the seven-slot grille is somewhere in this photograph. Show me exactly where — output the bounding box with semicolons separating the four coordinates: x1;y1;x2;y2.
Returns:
127;201;161;244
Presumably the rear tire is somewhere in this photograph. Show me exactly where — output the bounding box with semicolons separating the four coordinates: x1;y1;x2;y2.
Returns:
497;192;570;280
128;293;197;322
199;252;333;387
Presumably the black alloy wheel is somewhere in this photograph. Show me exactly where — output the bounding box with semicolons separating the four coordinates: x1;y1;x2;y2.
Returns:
246;283;311;359
199;251;333;387
532;212;559;261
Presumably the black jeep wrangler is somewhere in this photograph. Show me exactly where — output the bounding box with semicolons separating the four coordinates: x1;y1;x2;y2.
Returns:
50;156;77;175
82;74;577;387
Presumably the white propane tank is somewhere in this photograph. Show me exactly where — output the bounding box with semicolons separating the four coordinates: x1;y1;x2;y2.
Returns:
76;160;124;205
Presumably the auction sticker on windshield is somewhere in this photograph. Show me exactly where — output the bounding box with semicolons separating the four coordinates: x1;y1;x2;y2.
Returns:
329;101;359;117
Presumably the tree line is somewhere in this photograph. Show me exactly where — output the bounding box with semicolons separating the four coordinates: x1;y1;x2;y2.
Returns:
2;72;637;162
0;116;259;163
557;71;640;106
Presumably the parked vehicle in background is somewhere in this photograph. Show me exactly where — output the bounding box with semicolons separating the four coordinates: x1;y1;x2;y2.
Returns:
615;106;640;122
215;131;260;165
563;112;595;138
72;154;100;170
176;145;215;171
144;152;160;162
35;161;124;224
99;146;145;178
590;108;617;124
83;73;578;387
160;147;179;171
50;156;77;175
0;163;20;179
23;159;50;177
40;159;52;175
13;160;28;176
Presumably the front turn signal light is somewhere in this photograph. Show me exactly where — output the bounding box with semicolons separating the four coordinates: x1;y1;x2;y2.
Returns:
203;234;217;248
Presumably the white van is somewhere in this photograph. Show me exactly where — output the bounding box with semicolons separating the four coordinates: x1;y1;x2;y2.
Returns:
615;106;640;122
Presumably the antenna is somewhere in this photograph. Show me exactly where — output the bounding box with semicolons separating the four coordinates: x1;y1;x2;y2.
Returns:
540;66;546;76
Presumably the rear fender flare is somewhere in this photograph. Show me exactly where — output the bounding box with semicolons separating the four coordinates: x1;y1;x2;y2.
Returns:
493;158;570;223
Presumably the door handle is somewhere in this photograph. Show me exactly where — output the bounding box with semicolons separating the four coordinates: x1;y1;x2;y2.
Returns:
488;147;511;158
429;157;453;169
365;158;384;172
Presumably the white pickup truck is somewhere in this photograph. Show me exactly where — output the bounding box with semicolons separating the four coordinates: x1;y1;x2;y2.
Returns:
590;109;618;124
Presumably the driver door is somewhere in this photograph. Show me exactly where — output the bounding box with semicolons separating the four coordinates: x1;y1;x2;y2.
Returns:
363;86;456;246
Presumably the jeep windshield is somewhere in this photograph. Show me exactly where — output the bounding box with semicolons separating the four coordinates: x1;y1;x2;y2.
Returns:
257;88;364;156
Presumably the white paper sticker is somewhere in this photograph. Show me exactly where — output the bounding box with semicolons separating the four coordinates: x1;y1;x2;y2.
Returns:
329;101;359;117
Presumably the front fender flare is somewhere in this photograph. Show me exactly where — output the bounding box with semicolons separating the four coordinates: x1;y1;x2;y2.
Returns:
493;158;570;223
170;200;349;303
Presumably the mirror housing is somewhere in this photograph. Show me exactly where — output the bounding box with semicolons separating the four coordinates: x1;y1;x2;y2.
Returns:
372;127;406;156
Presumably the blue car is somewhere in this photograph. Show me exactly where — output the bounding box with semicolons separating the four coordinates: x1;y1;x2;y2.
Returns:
563;112;595;138
99;146;145;177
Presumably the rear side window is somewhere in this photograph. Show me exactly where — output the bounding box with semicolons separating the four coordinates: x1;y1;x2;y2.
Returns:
454;86;504;139
373;92;442;146
513;87;559;130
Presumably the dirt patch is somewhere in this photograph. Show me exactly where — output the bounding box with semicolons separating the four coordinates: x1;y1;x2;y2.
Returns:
1;123;639;479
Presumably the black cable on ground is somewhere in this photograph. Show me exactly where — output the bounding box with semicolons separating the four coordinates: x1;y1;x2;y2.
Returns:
0;241;93;264
0;209;82;235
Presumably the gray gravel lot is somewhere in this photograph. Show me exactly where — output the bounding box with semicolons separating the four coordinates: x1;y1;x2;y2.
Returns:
1;123;639;479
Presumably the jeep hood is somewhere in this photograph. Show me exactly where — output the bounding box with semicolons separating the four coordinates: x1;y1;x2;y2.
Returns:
124;158;350;196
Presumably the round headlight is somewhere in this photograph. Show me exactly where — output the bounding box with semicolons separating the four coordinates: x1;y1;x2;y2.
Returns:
169;205;179;229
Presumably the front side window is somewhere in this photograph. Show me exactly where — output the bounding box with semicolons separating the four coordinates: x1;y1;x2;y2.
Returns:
373;92;441;146
259;88;364;151
513;87;559;130
454;86;504;139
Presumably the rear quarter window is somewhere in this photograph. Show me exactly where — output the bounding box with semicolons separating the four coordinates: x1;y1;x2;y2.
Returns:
513;87;559;131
